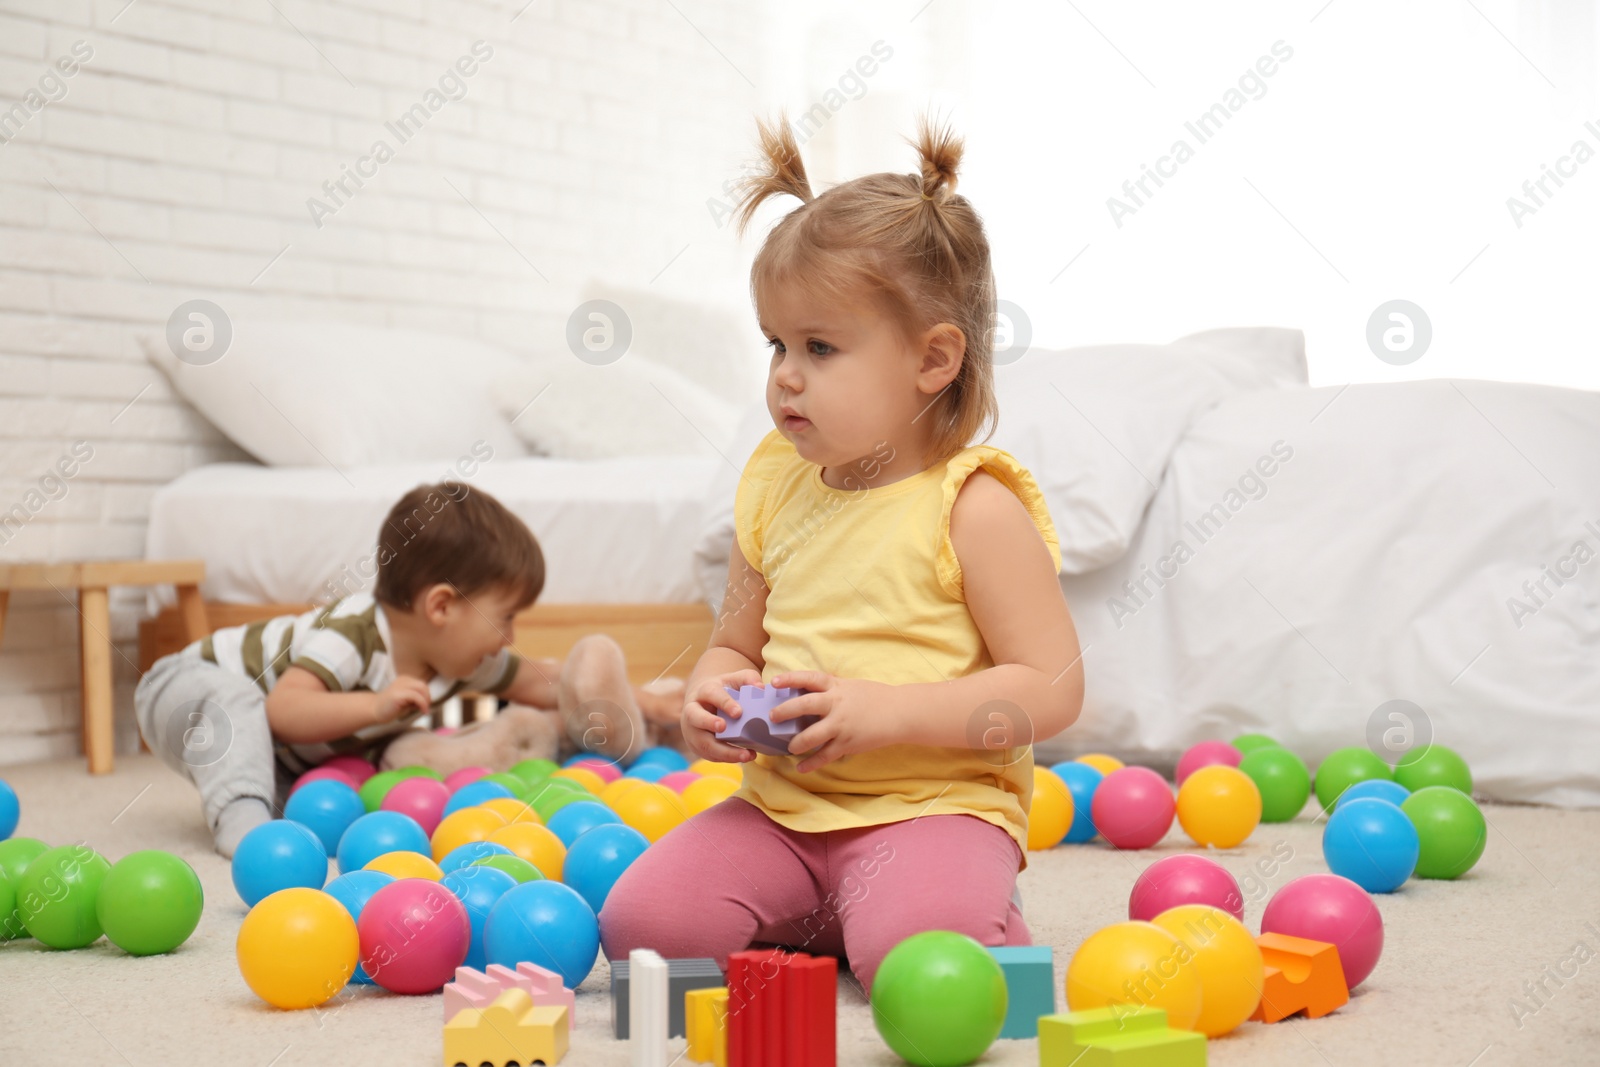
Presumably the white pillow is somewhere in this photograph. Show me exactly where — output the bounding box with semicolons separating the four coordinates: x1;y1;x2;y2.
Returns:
692;326;1307;609
493;354;741;460
142;319;528;468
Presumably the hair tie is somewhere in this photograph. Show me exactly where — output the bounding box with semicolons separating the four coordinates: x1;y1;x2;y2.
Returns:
921;192;934;201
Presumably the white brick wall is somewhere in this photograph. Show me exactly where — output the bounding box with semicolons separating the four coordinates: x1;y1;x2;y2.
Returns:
0;0;764;765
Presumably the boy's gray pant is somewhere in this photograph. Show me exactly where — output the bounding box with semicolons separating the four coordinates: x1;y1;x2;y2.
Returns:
134;653;292;830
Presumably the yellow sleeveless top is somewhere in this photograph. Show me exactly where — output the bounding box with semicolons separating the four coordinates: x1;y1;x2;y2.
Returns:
731;429;1063;869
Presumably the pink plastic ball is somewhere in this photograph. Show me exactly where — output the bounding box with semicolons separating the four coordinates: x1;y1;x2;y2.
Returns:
357;878;471;995
1129;854;1245;922
1090;766;1176;850
1261;873;1385;989
381;777;451;837
1175;741;1243;785
319;755;377;785
572;759;621;784
291;766;358;794
443;766;491;793
657;770;701;793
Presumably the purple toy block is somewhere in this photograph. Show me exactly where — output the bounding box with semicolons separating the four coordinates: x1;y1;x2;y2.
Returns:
718;685;820;757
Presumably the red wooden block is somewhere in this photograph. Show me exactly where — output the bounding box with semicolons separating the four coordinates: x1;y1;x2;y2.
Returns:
726;949;837;1067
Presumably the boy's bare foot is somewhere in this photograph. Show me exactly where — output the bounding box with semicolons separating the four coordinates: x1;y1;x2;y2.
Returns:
636;677;686;726
380;704;562;775
559;634;647;765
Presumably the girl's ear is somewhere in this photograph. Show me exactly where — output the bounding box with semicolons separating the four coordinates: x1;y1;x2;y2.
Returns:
917;322;966;394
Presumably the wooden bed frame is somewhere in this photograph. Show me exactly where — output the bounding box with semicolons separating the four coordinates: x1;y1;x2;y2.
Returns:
138;601;716;685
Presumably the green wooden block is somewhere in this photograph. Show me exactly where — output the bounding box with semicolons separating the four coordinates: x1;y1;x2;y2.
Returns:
1038;1006;1206;1066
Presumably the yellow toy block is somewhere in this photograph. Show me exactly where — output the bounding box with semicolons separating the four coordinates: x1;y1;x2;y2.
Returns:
443;988;568;1067
685;986;729;1067
1039;1005;1206;1066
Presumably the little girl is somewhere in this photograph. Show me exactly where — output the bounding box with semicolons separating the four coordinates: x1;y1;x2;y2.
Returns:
599;113;1084;993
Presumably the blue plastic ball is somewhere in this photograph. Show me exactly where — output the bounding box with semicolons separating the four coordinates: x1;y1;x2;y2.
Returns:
284;780;367;855
546;801;623;847
440;840;514;874
1323;797;1419;893
335;810;430;875
1335;778;1411;810
1049;761;1104;843
323;869;396;984
0;779;18;840
442;864;519;972
484;880;600;990
628;747;689;773
622;762;670;783
562;822;649;915
231;819;327;906
441;780;517;818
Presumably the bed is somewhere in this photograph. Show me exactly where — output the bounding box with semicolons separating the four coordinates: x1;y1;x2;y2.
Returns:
142;321;1600;807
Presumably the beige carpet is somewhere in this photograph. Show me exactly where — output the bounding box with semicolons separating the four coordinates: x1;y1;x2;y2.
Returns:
1;752;1597;1067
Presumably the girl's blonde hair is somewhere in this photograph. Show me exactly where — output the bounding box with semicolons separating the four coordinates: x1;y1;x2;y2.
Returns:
731;112;999;465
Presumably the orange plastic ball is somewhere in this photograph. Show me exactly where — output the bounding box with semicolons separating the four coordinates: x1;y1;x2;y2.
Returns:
236;887;358;1009
682;775;740;815
1150;905;1263;1036
1176;765;1262;849
1028;767;1074;850
479;797;542;826
612;782;689;843
690;759;742;782
600;777;648;809
1077;754;1124;775
364;850;444;881
551;767;606;795
430;807;509;863
1066;921;1203;1032
487;822;567;882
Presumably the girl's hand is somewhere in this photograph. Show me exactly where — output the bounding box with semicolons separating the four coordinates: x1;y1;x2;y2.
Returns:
769;671;901;774
681;669;765;764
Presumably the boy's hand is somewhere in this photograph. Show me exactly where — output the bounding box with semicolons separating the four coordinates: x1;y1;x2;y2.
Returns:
374;676;433;724
768;671;901;774
681;669;764;764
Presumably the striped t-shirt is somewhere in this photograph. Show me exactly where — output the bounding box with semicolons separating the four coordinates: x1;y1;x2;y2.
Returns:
181;592;520;769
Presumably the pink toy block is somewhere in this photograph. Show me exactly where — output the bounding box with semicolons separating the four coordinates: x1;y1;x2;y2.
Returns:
443;962;576;1027
718;685;820;757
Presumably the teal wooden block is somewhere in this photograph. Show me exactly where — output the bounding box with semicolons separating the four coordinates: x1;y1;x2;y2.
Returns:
987;945;1055;1039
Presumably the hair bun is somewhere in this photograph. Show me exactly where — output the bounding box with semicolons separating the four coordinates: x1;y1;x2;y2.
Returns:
909;113;963;203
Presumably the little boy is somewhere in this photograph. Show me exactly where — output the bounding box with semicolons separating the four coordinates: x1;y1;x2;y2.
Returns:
135;481;683;856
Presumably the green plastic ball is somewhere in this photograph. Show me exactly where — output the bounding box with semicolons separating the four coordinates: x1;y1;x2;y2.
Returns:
1231;733;1281;756
1313;747;1393;812
17;844;112;949
1238;746;1312;822
526;781;591;821
472;854;544;883
0;836;48;940
358;769;408;812
1394;745;1472;795
95;850;204;955
1401;786;1487;879
393;765;444;781
510;758;559;785
479;772;528;796
871;931;1007;1067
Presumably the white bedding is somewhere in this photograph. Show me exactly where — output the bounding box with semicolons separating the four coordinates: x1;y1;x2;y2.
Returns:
145;454;722;605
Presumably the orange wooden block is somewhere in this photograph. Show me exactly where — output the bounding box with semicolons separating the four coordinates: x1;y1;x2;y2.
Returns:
1249;932;1349;1023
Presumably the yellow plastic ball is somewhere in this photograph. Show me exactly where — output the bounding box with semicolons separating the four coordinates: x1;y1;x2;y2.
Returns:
1028;767;1074;850
430;807;509;862
487;822;567;882
682;775;740;816
1066;921;1203;1032
1176;765;1262;849
690;759;742;782
364;850;444;881
612;782;689;843
236;887;358;1010
479;797;543;826
1077;753;1124;775
1150;905;1264;1036
551;767;606;795
600;776;648;809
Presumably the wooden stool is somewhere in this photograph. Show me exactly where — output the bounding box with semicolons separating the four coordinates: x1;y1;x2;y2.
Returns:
0;560;209;775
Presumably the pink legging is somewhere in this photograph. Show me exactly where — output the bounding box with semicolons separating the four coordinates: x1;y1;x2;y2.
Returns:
599;797;1030;993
